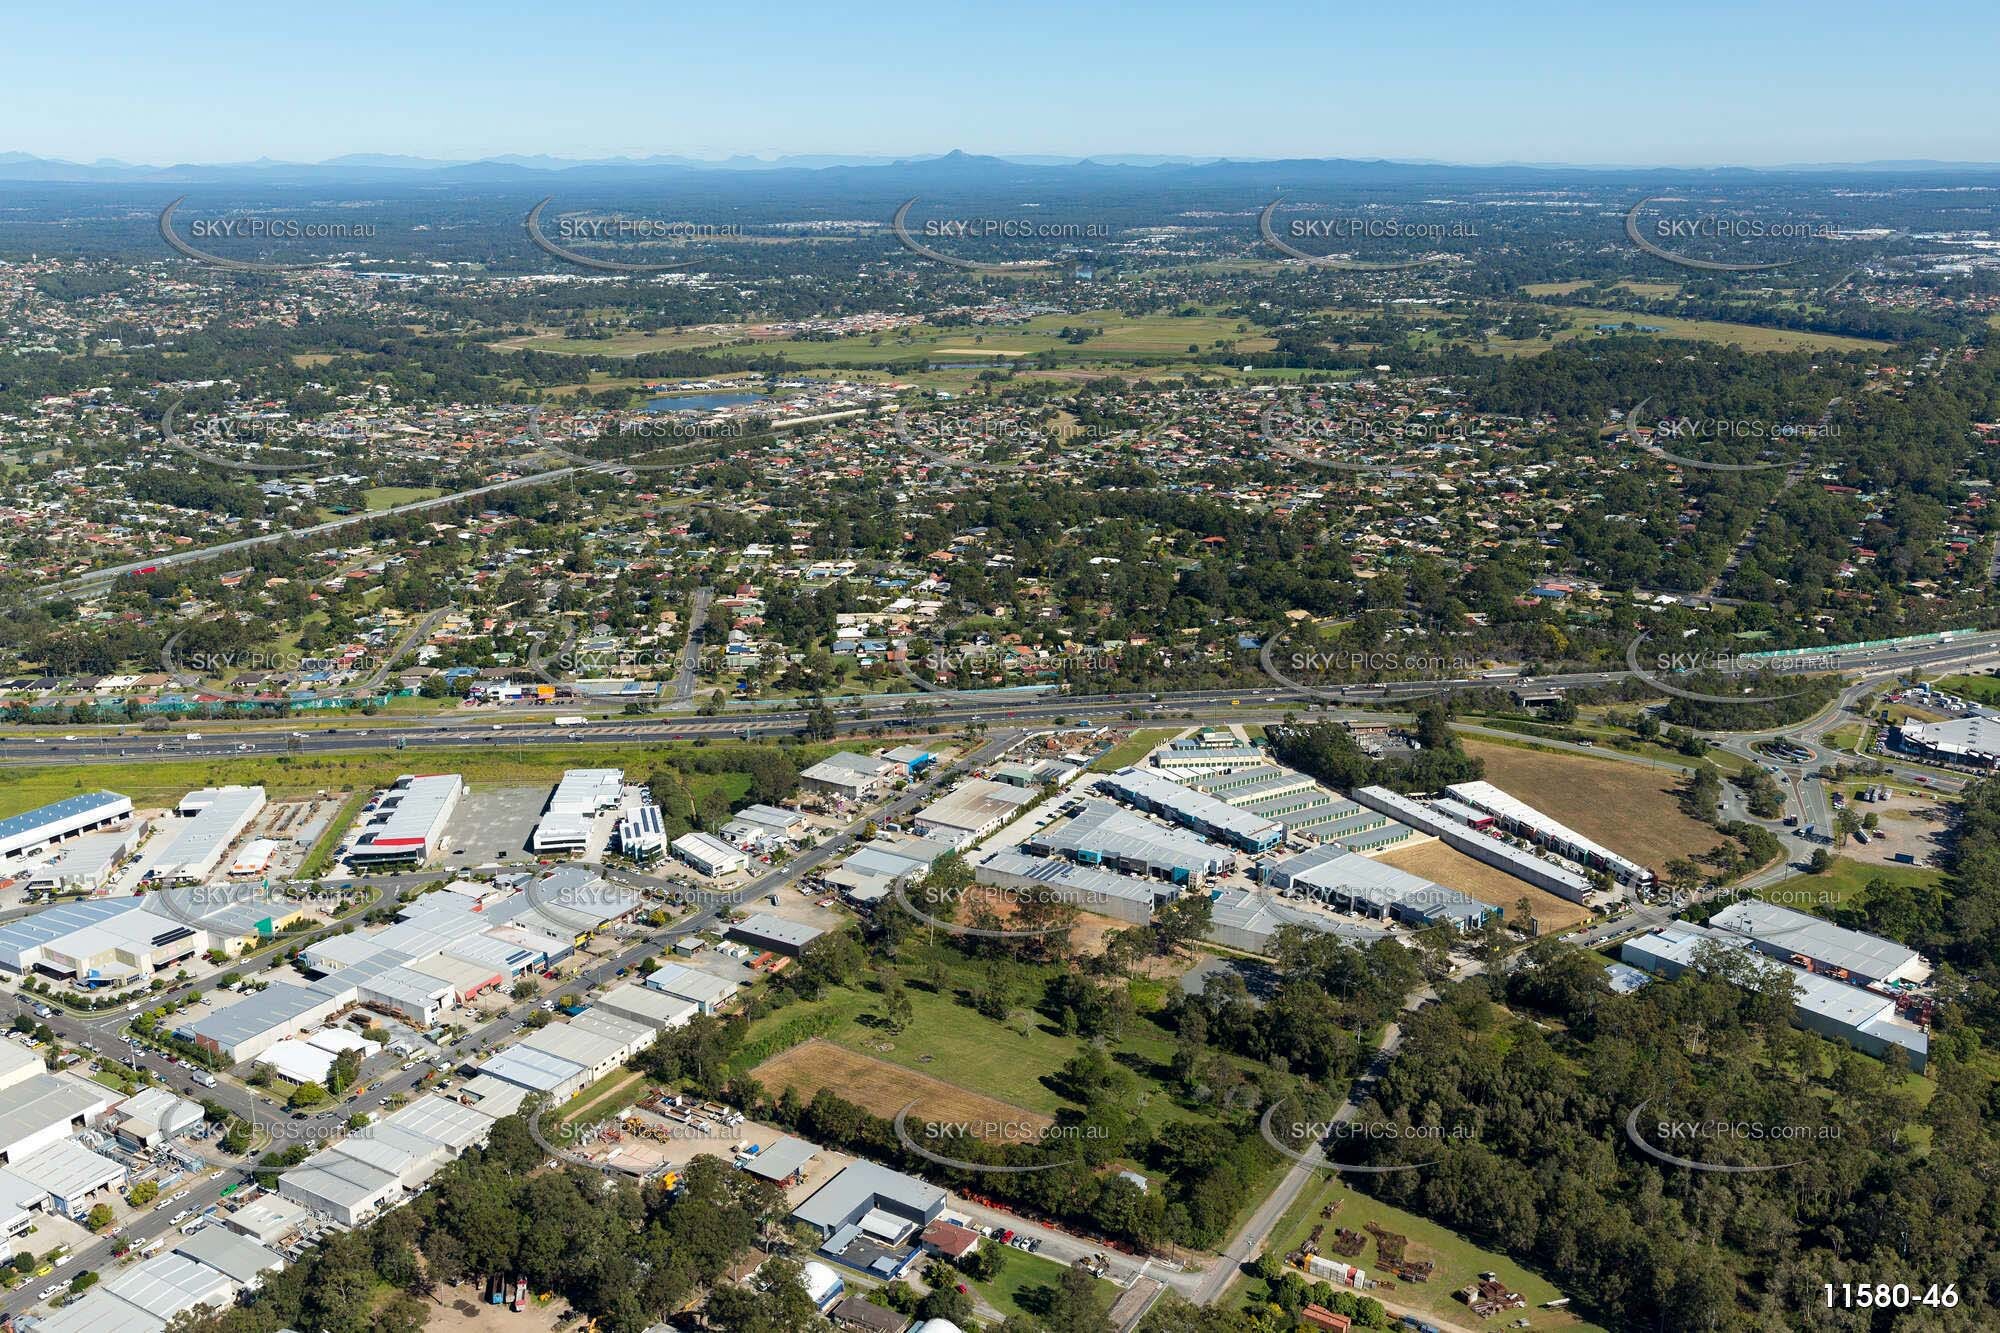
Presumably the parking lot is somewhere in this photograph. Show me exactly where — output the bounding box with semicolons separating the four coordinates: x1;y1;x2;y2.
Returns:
439;786;548;867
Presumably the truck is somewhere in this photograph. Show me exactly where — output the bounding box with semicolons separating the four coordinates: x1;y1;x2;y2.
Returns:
554;715;586;727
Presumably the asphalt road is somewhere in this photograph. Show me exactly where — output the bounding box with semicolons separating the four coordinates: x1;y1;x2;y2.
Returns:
9;630;2000;769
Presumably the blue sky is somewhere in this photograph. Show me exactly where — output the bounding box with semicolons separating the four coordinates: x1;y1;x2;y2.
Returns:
6;0;1998;166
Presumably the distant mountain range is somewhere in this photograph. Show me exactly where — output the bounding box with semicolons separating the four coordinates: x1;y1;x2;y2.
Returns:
0;149;1244;183
2;148;1998;185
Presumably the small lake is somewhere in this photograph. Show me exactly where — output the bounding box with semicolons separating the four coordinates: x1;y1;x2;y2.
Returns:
643;391;768;413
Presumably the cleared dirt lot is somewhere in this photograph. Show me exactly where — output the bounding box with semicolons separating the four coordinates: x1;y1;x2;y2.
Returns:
753;1038;1052;1134
1376;837;1594;931
423;1284;567;1333
1461;739;1726;873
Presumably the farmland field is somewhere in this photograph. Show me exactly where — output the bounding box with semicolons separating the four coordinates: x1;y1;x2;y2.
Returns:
1460;738;1727;873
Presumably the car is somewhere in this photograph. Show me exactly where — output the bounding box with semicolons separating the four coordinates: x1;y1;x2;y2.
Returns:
37;1284;63;1301
169;1209;191;1225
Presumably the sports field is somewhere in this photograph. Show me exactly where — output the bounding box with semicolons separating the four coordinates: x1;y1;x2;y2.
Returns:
1460;738;1726;873
1376;838;1594;931
752;1039;1052;1134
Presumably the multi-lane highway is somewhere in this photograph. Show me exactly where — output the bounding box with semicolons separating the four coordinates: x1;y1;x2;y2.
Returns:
9;628;1998;768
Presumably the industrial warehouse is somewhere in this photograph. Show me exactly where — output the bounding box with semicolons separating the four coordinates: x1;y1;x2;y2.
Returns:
0;791;134;865
1705;899;1930;986
910;778;1036;847
1444;779;1654;887
147;785;267;883
530;767;625;854
1620;911;1932;1071
277;1092;505;1227
0;887;307;985
342;773;462;868
1352;784;1596;903
181;870;639;1061
1096;766;1284;852
1268;845;1498;930
1890;712;2000;767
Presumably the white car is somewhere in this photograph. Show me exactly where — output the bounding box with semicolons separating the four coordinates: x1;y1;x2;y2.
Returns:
37;1283;64;1301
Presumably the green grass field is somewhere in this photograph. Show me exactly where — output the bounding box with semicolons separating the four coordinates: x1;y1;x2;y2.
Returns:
970;1248;1117;1325
0;741;837;819
494;307;1275;368
1931;672;2000;705
1482;306;1890;356
493;326;752;356
300;790;368;878
732;976;1200;1132
1780;854;1944;907
1232;1176;1607;1332
361;486;442;510
1089;727;1178;772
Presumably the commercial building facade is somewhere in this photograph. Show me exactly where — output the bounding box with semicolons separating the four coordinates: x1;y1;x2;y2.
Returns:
0;792;133;864
346;774;462;869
